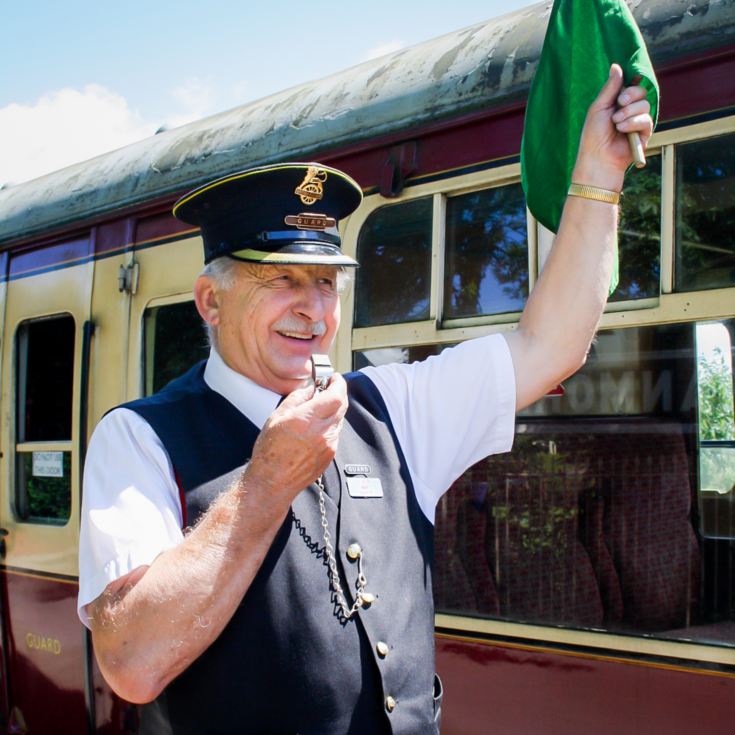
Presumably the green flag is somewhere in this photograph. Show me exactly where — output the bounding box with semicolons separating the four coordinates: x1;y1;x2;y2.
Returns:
520;0;660;294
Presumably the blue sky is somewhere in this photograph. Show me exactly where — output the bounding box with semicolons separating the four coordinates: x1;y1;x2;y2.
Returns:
0;0;539;186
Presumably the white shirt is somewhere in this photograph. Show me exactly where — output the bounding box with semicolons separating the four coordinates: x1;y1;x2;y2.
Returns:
78;334;515;623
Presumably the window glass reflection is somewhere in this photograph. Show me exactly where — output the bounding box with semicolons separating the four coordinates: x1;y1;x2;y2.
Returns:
431;322;735;644
696;320;735;540
15;315;75;525
611;154;661;302
16;451;72;523
518;326;683;418
354;198;433;327
443;183;528;320
353;344;444;371
144;301;209;395
675;133;735;291
16;317;75;442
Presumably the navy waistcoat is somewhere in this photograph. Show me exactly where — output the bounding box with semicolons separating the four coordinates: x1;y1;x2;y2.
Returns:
122;362;440;735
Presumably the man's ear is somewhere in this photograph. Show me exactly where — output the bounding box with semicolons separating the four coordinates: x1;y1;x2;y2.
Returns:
194;276;221;327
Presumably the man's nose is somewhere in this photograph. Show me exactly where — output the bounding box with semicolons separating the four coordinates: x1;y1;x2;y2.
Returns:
292;282;326;321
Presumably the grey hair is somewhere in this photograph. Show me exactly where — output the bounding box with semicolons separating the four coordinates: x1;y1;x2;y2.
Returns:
200;257;239;291
198;257;353;348
198;258;240;348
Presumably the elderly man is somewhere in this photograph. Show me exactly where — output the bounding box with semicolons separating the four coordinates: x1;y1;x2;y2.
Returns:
79;66;652;734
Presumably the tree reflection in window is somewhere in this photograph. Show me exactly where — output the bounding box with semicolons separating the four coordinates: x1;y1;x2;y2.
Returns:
443;183;528;320
676;132;735;291
355;197;433;327
611;154;661;302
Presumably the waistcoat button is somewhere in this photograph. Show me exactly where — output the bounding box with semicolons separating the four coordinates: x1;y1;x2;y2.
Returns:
385;696;396;712
347;543;362;560
376;641;389;658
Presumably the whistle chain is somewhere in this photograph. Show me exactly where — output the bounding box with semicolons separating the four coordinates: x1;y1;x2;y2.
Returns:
316;474;368;620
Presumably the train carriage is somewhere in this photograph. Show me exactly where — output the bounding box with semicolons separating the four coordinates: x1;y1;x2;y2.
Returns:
0;1;734;732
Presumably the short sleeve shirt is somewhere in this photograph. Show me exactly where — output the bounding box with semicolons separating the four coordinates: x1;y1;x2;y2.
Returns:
78;334;515;623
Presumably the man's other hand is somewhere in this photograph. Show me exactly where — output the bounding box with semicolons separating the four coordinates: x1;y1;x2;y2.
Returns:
247;374;348;499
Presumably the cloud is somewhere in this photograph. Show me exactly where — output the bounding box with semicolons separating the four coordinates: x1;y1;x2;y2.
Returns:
0;76;224;187
359;40;406;63
0;84;156;187
228;79;251;108
164;76;218;129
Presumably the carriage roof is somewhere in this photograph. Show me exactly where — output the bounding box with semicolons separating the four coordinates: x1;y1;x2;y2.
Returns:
1;0;733;247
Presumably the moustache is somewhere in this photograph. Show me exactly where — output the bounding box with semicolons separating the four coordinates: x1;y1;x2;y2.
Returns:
273;317;327;337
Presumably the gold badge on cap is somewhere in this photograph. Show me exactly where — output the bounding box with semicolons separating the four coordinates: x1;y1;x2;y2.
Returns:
295;167;327;205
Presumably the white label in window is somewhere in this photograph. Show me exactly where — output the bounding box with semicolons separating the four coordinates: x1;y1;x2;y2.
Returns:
32;452;63;478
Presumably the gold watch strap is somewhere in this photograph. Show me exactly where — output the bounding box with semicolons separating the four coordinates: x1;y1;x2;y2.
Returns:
568;182;621;205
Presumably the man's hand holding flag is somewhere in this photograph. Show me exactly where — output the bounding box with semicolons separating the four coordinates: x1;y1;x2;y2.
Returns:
521;0;659;294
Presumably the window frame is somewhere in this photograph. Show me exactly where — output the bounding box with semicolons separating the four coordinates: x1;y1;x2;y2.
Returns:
672;130;735;294
12;312;76;526
339;116;735;665
339;138;694;371
339;163;536;370
695;319;735;540
353;194;436;329
442;179;533;325
141;292;202;397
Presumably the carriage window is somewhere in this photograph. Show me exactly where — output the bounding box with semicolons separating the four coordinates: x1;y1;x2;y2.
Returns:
443;183;528;320
696;321;735;539
15;316;74;524
434;322;735;646
610;154;661;302
144;300;208;395
354;197;433;327
353;343;444;370
675;132;735;292
519;327;662;418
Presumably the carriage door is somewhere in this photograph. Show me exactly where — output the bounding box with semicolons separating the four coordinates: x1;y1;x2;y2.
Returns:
0;239;93;733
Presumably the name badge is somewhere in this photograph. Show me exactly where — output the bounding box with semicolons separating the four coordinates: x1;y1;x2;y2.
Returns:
347;477;384;498
344;464;371;476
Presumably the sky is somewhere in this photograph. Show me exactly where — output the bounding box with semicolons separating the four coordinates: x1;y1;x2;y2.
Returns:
0;0;541;188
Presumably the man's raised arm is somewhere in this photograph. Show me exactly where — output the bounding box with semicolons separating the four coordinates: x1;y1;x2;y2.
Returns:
505;65;653;411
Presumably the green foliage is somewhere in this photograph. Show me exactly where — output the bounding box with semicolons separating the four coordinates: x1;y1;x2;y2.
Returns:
491;497;577;555
698;346;735;441
355;197;433;326
21;453;71;522
675;135;735;291
444;183;528;317
612;157;662;302
699;447;735;494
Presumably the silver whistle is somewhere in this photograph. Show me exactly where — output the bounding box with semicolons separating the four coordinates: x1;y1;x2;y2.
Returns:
311;354;333;392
